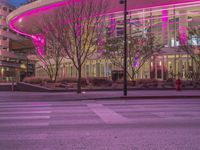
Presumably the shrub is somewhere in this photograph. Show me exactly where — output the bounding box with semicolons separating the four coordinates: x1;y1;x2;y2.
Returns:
166;78;174;83
57;78;77;84
89;77;112;87
136;79;158;87
127;80;136;86
57;77;88;87
23;77;62;84
23;77;43;84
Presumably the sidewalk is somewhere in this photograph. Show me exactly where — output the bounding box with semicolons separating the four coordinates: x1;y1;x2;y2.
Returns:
0;90;200;102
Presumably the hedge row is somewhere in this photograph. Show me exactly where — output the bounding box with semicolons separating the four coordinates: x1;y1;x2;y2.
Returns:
23;77;112;87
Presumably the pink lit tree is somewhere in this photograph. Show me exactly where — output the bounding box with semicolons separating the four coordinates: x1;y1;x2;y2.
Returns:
104;29;162;82
39;0;108;93
34;26;64;83
178;26;200;80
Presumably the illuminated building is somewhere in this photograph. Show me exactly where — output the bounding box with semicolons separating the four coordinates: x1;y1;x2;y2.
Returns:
0;1;23;82
0;1;35;82
7;0;200;80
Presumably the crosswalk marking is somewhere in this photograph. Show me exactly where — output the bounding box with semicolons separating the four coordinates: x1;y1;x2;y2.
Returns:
0;122;49;127
0;116;50;120
0;104;52;108
0;111;51;115
0;102;51;130
87;103;130;124
0;134;48;140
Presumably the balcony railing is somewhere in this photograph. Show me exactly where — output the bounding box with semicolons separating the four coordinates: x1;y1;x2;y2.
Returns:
0;50;17;59
0;30;24;41
0;10;8;16
0;40;9;48
0;20;7;27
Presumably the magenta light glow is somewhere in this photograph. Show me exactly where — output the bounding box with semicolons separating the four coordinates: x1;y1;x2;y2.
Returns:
8;0;200;54
9;0;200;37
179;26;187;45
162;9;169;45
32;34;45;56
110;15;116;36
9;1;65;55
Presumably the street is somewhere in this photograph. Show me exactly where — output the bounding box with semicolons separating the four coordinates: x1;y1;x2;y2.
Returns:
0;96;200;150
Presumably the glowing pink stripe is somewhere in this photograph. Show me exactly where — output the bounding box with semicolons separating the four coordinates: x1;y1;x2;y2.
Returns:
32;34;45;56
9;0;200;37
106;1;200;16
162;9;169;45
179;26;187;45
8;0;200;55
9;1;65;55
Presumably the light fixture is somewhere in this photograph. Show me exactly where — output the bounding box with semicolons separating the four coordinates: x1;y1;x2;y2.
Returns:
18;18;23;23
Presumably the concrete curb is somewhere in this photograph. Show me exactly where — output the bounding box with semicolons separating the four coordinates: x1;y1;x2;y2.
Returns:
1;95;200;103
119;95;200;100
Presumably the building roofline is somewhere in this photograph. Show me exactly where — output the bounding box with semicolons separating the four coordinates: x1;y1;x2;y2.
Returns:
7;0;200;39
7;0;62;26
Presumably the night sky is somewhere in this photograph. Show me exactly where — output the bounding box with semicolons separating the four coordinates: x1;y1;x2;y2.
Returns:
8;0;28;6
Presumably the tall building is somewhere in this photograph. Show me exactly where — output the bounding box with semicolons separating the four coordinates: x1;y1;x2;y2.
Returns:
7;0;200;81
0;1;31;82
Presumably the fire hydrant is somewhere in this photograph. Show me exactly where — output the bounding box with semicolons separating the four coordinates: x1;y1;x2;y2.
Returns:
176;78;182;91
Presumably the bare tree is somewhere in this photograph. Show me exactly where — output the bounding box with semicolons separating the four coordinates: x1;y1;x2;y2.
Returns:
178;26;200;80
34;24;64;83
39;0;108;93
104;29;162;81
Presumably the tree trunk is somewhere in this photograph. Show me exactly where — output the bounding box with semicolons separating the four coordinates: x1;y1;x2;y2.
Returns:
49;73;53;82
77;66;82;94
54;65;59;83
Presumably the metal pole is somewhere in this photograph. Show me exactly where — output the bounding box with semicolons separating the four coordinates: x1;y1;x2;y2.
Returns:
11;77;14;92
123;0;127;96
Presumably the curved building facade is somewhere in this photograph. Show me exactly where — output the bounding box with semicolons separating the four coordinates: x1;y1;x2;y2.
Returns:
7;0;200;80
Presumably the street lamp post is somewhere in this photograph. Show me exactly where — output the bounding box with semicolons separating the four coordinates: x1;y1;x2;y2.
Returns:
119;0;127;96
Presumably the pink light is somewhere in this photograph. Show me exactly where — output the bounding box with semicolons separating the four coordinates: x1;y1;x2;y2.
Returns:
18;18;23;23
162;9;169;45
179;26;187;45
9;0;200;38
32;34;45;56
9;1;66;55
110;15;116;36
76;24;81;38
8;0;200;54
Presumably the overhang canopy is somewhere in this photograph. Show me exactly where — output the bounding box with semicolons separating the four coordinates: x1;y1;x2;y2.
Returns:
7;0;200;37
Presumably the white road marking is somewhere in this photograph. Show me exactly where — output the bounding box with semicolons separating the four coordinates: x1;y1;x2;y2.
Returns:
0;122;49;127
87;103;130;124
0;111;51;115
0;104;52;108
0;134;48;140
0;116;50;120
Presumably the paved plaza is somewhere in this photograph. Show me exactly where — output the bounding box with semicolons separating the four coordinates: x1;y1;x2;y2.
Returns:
0;92;200;149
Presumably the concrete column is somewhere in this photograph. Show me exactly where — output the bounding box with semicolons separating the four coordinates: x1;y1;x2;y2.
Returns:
166;55;169;79
161;56;164;80
186;55;189;80
174;55;176;79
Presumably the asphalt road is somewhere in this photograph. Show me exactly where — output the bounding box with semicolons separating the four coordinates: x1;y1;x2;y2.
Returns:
0;98;200;150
